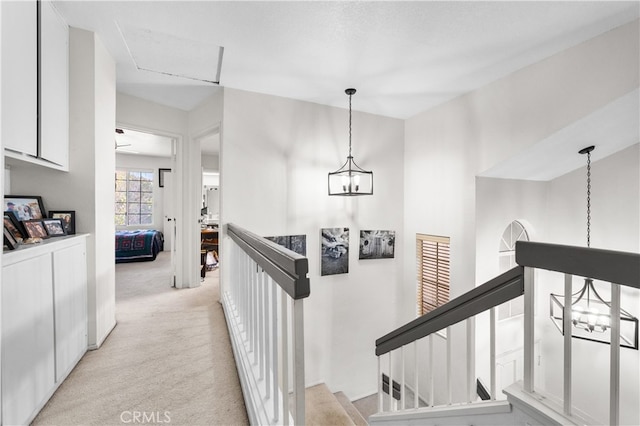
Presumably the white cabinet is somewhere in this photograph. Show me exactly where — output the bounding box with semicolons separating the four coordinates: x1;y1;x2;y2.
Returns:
1;253;55;426
39;0;69;169
1;0;70;171
0;0;38;156
53;243;87;381
2;235;88;425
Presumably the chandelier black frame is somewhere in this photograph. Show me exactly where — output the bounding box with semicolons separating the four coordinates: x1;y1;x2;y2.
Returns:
328;88;373;196
549;145;638;349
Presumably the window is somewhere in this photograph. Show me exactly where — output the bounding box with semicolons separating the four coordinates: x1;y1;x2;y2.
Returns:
115;170;154;226
417;234;450;316
498;220;529;319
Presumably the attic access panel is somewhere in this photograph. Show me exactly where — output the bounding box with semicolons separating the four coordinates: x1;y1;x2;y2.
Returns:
118;23;223;84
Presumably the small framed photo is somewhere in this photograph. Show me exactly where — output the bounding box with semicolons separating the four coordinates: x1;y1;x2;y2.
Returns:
4;195;46;220
159;168;171;188
4;211;26;241
42;218;67;237
4;226;19;250
48;211;75;235
23;219;49;239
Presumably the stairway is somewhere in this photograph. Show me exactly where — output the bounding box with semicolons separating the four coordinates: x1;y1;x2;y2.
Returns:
305;384;369;425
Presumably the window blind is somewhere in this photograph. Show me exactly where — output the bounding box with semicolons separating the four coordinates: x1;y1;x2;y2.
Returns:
416;234;450;316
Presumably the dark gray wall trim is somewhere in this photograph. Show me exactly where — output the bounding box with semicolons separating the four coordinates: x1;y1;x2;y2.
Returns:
375;267;524;356
516;241;640;289
227;223;310;300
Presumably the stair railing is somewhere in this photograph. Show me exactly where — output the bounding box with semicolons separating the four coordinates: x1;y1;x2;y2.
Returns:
372;241;639;425
224;224;310;425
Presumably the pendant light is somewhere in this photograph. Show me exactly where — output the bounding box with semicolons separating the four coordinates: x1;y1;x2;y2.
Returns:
328;88;373;196
549;146;638;349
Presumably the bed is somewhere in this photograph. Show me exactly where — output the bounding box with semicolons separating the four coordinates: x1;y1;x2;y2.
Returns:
115;229;164;263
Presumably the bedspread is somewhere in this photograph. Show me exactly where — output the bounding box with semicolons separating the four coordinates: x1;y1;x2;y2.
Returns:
115;229;164;263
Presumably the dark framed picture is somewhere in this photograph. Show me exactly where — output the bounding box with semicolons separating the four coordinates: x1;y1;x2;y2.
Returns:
321;227;349;276
42;218;66;237
4;195;46;220
159;168;171;188
359;230;395;260
265;234;307;256
23;219;49;239
3;226;18;250
4;211;26;241
49;211;76;235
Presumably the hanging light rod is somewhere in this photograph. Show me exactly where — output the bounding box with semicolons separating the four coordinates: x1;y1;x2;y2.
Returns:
328;88;373;196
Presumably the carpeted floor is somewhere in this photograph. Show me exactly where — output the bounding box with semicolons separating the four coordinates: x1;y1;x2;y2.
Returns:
33;252;249;426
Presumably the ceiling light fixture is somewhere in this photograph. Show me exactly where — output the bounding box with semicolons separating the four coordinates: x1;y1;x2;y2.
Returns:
328;88;373;196
549;146;638;349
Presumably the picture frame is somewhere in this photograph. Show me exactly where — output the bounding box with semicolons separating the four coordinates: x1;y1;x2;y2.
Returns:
4;195;46;220
4;211;26;241
159;168;171;188
42;218;67;237
321;227;349;276
48;211;76;235
359;230;395;260
3;226;18;250
23;219;49;239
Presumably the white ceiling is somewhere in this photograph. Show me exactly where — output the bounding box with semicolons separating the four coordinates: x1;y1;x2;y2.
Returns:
56;1;639;177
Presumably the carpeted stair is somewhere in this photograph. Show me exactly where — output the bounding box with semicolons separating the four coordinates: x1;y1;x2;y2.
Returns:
306;383;370;425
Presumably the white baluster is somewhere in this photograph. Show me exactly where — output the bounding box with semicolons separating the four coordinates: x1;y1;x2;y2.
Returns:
414;341;419;409
563;274;572;416
429;334;434;407
272;277;279;423
610;283;621;426
281;290;289;426
401;345;406;410
292;298;305;425
490;307;496;400
378;356;383;413
523;266;535;393
389;350;394;411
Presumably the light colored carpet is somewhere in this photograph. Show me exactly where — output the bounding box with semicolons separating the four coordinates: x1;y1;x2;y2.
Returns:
333;392;367;426
305;384;355;426
33;252;249;426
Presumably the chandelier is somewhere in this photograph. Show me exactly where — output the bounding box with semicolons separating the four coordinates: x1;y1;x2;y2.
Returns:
328;88;373;196
549;146;638;349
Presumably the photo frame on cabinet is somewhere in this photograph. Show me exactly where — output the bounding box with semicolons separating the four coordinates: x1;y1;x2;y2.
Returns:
4;211;25;241
3;226;18;250
42;218;67;237
4;195;46;220
48;211;75;235
23;219;49;239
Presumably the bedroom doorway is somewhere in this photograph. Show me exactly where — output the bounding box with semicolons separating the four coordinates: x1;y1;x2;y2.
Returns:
115;126;178;286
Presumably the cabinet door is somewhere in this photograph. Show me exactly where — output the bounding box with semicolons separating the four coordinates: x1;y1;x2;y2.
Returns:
2;254;55;426
39;0;69;169
1;0;37;156
53;242;88;381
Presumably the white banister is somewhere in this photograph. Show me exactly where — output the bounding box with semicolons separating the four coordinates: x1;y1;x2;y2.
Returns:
563;274;572;416
224;224;309;425
610;283;621;426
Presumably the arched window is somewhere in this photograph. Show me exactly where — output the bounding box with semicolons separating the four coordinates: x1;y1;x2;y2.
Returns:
498;220;529;319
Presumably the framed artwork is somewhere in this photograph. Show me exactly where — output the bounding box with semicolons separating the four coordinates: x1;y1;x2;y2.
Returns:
3;226;18;250
49;211;75;235
159;168;171;188
4;211;25;241
321;227;349;276
23;219;49;239
265;234;307;256
359;230;395;260
4;195;45;220
43;218;67;237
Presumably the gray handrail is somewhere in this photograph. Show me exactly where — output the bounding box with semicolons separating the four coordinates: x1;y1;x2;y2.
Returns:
516;241;640;289
375;241;640;357
227;223;310;300
376;266;524;356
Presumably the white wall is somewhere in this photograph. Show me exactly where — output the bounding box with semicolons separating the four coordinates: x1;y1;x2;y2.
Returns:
403;19;639;405
116;153;172;233
9;28;117;348
221;87;404;399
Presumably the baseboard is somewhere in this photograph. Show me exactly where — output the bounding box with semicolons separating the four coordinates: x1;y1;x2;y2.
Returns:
88;320;117;350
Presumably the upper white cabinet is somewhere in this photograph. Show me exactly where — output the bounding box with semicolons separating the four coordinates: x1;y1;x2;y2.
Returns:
1;0;38;156
1;0;70;171
40;0;70;168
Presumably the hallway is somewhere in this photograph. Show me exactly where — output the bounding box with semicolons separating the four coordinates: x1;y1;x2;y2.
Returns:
34;252;248;425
